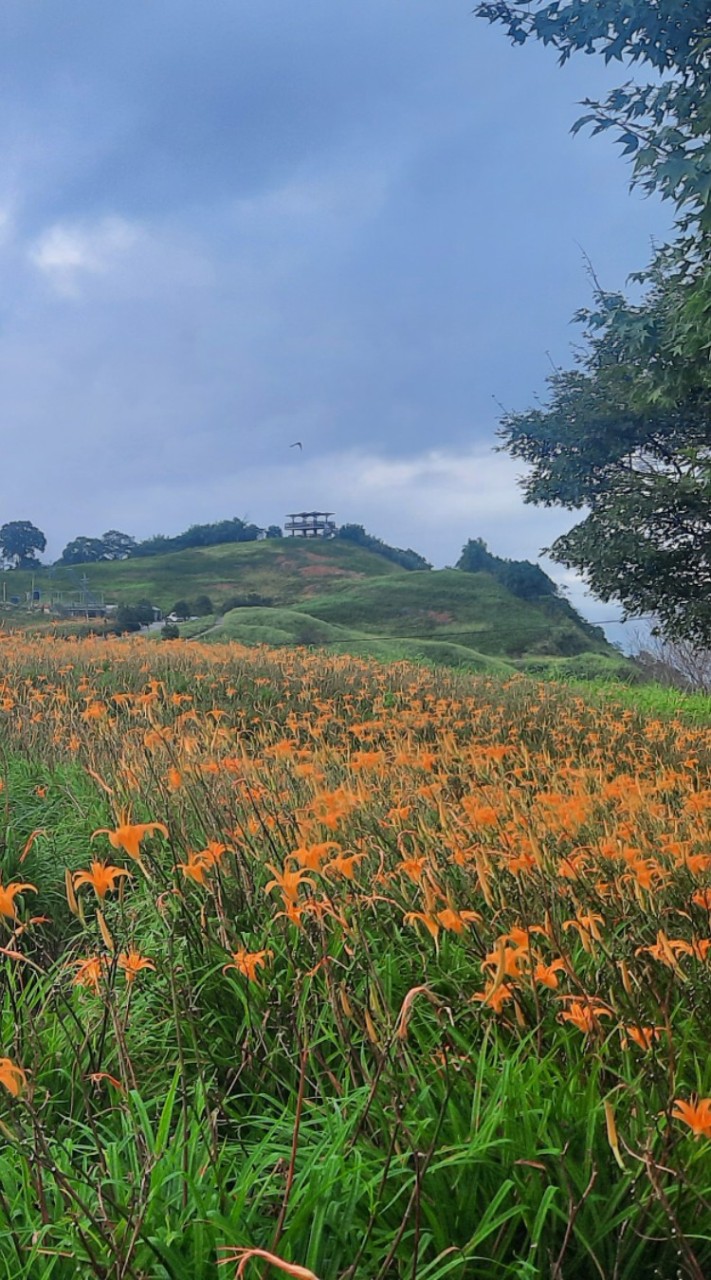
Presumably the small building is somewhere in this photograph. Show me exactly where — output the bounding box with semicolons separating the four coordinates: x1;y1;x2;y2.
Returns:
285;511;336;539
50;588;107;619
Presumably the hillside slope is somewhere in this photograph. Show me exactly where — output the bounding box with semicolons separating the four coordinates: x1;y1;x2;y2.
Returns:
5;540;401;610
3;539;625;672
295;569;609;659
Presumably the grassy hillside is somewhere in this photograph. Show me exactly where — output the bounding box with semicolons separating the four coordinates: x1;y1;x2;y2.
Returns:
189;605;512;673
3;539;401;611
295;569;610;658
2;539;629;672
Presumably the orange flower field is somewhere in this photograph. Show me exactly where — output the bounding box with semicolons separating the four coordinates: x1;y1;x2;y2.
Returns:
0;634;709;1278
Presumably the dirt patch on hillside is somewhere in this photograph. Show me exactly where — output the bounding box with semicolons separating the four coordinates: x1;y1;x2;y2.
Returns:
299;564;365;579
397;608;455;625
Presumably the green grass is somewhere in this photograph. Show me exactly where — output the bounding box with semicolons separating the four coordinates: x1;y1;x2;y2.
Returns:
0;643;709;1276
5;540;401;613
4;541;633;675
196;607;514;674
585;677;711;723
295;570;612;659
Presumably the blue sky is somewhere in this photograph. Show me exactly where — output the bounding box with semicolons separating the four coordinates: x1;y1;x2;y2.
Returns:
0;0;670;638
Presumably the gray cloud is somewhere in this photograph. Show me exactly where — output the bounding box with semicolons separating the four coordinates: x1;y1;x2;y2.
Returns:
0;0;669;640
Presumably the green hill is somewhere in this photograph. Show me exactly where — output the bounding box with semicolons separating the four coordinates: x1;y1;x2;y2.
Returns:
2;539;630;675
295;569;609;658
4;539;400;611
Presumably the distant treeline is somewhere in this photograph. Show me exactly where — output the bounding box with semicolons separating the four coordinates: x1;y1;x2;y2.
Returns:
56;517;433;571
335;524;431;571
129;518;282;558
456;538;559;600
457;538;606;643
57;519;282;564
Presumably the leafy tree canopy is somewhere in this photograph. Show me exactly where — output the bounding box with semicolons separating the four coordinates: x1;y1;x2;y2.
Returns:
457;538;559;599
474;0;711;236
58;537;107;565
101;530;136;560
132;517;262;557
336;524;432;571
0;521;46;568
498;288;711;644
476;0;711;645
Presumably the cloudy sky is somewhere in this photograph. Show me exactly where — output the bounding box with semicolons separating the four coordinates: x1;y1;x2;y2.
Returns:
0;0;670;638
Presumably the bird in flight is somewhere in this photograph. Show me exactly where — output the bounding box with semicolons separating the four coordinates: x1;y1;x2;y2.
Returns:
290;441;303;451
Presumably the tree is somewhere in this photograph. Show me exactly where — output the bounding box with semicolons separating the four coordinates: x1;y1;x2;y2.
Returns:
58;537;106;565
336;524;432;570
265;525;282;539
113;600;155;634
0;521;46;568
475;0;711;645
497;287;711;645
172;600;192;621
631;631;711;693
474;1;711;240
457;538;498;575
457;538;559;599
101;530;136;560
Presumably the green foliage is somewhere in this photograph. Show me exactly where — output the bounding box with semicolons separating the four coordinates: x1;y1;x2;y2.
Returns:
58;531;137;566
457;538;559;600
0;521;46;569
160;621;180;640
497;281;711;646
172;599;192;621
100;529;136;560
58;536;107;565
132;516;263;558
475;0;711;646
115;599;155;633
297;569;609;658
474;0;711;236
219;592;274;611
336;522;432;570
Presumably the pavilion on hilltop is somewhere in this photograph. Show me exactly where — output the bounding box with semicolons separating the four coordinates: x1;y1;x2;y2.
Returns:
284;511;336;539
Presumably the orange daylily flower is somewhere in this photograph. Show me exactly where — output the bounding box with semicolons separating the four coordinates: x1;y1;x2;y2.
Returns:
472;982;515;1014
178;851;214;884
93;819;169;862
71;955;106;993
322;852;365;880
289;842;340;871
436;907;481;934
559;997;612;1035
403;911;440;942
73;862;132;901
223;948;273;981
623;1024;663;1051
0;881;36;920
0;1057;27;1098
533;958;567;990
117;950;156;984
672;1097;711;1139
265;864;315;904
